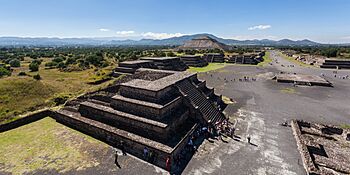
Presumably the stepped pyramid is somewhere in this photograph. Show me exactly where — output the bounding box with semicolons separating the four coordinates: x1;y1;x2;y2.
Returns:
53;69;227;170
178;36;229;50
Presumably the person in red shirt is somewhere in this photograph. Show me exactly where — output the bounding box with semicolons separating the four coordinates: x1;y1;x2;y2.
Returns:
166;156;171;172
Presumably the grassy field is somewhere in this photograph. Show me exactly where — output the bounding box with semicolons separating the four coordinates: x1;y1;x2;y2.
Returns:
188;63;227;73
0;117;109;175
257;51;272;66
0;61;115;124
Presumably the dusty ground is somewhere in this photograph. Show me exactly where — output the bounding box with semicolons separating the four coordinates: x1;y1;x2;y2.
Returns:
1;50;350;175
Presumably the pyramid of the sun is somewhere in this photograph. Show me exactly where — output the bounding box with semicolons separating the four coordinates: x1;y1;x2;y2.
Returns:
178;36;229;50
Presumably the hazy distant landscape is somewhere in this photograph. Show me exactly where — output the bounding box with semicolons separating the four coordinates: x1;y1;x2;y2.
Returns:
0;34;327;46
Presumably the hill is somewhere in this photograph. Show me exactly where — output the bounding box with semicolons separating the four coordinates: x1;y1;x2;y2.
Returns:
0;34;326;46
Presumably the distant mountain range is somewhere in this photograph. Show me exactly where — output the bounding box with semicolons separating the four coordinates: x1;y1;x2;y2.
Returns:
0;33;339;47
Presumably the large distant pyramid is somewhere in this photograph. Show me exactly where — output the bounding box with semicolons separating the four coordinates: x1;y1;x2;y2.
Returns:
178;36;229;50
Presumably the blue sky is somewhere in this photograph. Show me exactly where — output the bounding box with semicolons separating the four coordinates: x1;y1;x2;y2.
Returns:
0;0;349;43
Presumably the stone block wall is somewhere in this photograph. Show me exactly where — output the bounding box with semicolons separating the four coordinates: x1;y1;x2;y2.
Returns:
119;85;174;103
79;102;170;141
52;111;173;169
111;96;183;120
0;109;53;133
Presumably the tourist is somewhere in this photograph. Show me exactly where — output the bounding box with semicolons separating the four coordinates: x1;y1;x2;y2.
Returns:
115;150;121;168
230;127;235;138
148;150;154;163
120;141;127;156
115;150;119;164
143;147;149;160
247;135;251;144
166;156;171;172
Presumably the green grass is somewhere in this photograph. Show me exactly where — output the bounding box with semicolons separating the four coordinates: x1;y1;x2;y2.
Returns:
0;63;114;124
340;124;350;129
257;51;272;67
188;63;227;73
280;87;297;94
0;117;108;175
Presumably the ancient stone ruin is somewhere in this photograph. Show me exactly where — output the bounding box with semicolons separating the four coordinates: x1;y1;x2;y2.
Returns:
273;73;333;87
291;120;350;175
203;53;225;63
227;52;265;65
113;57;188;76
180;55;208;67
177;36;229;51
53;68;226;170
320;59;350;69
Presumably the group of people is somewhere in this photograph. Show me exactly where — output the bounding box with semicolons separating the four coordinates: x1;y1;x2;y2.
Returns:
209;73;258;83
238;76;257;82
321;71;350;80
214;119;236;139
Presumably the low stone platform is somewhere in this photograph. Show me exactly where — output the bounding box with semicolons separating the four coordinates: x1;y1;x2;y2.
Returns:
291;120;350;175
274;74;333;87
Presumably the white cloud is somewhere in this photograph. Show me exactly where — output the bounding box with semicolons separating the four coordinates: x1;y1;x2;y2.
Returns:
116;30;135;35
99;28;110;32
248;25;271;30
141;32;186;39
230;35;279;40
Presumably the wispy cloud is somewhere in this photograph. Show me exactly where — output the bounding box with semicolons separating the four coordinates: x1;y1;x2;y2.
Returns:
115;30;136;37
116;30;135;35
230;35;279;40
248;25;271;30
99;28;110;32
141;32;186;39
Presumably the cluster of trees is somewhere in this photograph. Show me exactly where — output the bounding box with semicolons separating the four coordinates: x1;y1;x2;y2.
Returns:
278;46;350;58
45;52;109;70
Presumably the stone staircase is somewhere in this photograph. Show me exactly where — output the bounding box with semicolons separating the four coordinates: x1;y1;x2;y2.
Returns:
176;80;226;124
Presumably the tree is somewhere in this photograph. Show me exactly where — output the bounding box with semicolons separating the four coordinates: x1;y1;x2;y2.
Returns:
33;74;41;80
86;54;105;67
0;67;11;77
9;59;21;67
52;57;65;63
167;52;176;57
29;62;39;72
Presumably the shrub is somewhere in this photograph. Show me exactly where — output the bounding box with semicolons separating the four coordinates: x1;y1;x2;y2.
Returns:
53;94;70;105
45;61;58;68
33;74;41;80
9;59;21;67
52;57;65;63
29;62;39;72
32;59;43;65
57;62;66;69
18;71;27;76
0;67;11;77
